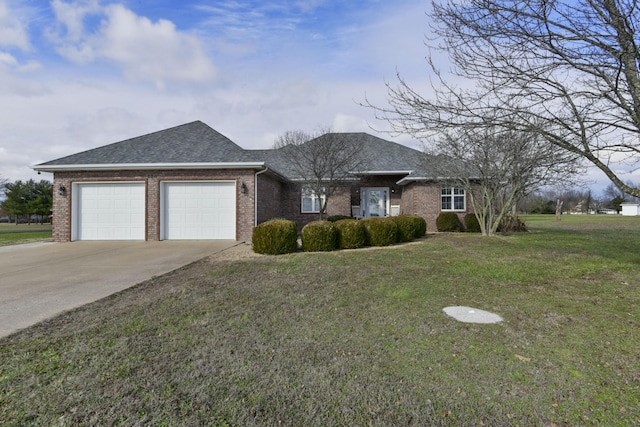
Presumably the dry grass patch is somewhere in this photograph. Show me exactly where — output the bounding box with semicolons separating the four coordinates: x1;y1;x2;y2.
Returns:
1;216;639;426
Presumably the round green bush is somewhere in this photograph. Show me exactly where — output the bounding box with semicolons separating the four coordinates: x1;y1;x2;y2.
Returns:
410;215;427;239
265;217;288;222
390;215;427;242
464;213;482;233
302;220;338;252
361;217;398;246
436;212;464;232
334;219;366;249
327;214;352;222
252;219;299;255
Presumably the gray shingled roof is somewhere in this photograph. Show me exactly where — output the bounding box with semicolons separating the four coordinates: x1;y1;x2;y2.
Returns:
35;121;247;166
400;153;480;183
339;133;424;173
243;133;425;180
34;122;429;181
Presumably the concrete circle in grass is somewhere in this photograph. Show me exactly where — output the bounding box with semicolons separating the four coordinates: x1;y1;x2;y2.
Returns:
443;306;503;324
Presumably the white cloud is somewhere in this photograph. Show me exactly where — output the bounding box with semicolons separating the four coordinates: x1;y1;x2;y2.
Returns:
0;0;31;51
65;107;145;147
50;0;100;41
0;52;49;96
100;4;216;89
49;1;216;88
331;113;369;133
0;51;17;66
0;51;41;71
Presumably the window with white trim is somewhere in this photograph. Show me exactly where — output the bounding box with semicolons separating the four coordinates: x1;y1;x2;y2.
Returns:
441;187;466;211
301;188;325;213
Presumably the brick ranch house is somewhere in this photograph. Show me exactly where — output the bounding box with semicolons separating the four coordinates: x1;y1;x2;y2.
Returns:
32;120;474;242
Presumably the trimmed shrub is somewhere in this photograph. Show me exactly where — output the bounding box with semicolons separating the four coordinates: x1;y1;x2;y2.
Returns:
334;219;366;249
361;217;398;247
327;215;352;222
302;221;338;252
464;213;482;233
411;215;427;239
390;215;427;242
252;219;299;255
497;215;528;233
264;217;290;222
436;212;464;232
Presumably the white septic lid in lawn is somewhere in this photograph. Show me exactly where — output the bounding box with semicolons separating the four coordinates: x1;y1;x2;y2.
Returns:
443;306;503;324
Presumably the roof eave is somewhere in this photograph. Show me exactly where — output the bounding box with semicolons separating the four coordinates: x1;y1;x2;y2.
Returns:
352;170;414;176
288;176;361;183
397;176;482;185
31;162;266;173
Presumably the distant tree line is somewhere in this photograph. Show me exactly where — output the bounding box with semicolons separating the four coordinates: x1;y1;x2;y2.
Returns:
1;179;53;224
518;182;640;215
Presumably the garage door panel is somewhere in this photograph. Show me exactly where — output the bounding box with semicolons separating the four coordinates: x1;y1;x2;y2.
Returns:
163;182;236;240
77;183;145;241
185;199;200;209
201;199;217;209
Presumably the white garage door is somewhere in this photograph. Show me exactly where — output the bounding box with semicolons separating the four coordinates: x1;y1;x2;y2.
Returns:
76;183;146;241
163;181;236;240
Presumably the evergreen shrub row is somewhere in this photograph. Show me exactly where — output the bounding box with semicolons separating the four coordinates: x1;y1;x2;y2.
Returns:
391;214;428;242
335;219;367;249
301;221;338;252
251;219;299;255
252;215;427;254
436;212;464;232
464;213;481;233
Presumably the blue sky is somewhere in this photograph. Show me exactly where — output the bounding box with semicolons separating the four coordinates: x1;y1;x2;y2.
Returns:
0;0;623;192
0;0;431;182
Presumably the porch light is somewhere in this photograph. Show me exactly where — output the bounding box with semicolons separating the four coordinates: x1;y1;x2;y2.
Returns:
58;185;67;196
241;182;248;194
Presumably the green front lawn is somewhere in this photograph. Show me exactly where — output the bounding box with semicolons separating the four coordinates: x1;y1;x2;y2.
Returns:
1;215;639;425
0;223;52;246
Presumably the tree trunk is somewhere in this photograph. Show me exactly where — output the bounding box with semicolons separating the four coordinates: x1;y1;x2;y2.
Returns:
555;199;563;221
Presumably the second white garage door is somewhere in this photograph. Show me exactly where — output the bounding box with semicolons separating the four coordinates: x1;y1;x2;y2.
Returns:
162;181;236;240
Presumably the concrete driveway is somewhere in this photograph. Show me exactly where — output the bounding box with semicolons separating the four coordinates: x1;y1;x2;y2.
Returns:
0;240;238;338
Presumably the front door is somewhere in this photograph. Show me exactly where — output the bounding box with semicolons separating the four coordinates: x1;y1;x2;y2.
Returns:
361;187;389;218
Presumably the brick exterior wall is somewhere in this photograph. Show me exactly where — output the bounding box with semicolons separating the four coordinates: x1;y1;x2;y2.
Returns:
401;183;442;232
277;182;352;231
52;169;256;243
400;182;473;232
52;168;475;243
255;173;284;223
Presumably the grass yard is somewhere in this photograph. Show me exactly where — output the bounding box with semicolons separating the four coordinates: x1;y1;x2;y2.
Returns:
1;215;639;426
0;223;52;246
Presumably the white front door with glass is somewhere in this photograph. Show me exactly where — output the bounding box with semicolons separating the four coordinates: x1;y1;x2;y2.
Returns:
360;187;389;218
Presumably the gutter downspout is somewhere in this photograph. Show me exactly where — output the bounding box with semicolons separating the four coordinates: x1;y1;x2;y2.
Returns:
254;167;269;227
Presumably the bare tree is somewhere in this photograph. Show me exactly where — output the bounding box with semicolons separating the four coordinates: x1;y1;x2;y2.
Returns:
602;180;640;211
368;0;640;198
429;125;579;235
0;175;7;198
273;129;364;220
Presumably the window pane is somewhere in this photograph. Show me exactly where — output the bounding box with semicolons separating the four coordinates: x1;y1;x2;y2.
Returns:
302;197;314;212
454;196;465;210
442;197;452;210
441;188;452;195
